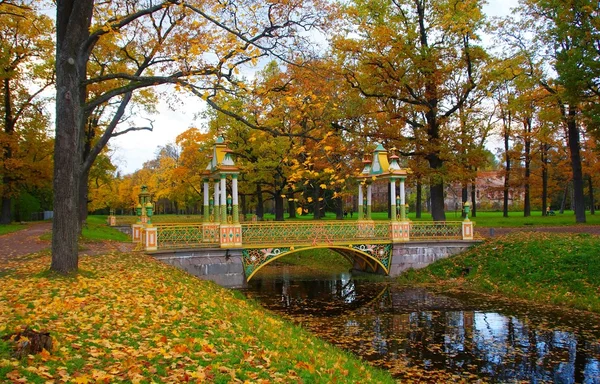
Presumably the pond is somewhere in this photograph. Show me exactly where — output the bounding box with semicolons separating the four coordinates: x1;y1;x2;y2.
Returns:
240;264;600;383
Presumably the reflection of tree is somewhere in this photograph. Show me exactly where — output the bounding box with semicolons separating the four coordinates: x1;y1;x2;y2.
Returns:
244;274;600;382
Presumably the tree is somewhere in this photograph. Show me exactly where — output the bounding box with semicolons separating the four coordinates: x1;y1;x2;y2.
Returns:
509;0;600;223
53;0;330;273
0;1;54;224
333;0;488;220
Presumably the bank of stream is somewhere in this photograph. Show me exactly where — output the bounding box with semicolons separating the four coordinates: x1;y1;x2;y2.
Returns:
240;263;600;383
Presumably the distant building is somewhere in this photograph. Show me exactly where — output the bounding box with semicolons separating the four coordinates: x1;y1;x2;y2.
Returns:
445;170;523;211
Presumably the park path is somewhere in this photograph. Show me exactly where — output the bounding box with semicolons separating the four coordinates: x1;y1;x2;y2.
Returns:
0;222;134;270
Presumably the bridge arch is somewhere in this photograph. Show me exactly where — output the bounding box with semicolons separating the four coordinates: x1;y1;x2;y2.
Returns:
242;244;393;282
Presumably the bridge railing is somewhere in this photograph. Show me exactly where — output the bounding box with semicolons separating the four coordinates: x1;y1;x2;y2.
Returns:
410;221;464;240
155;224;219;249
241;220;391;246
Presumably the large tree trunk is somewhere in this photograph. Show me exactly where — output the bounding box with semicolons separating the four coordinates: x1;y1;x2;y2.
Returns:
274;193;284;221
566;107;586;222
255;183;264;220
287;187;296;218
51;0;94;274
415;180;422;218
1;78;15;225
427;153;446;221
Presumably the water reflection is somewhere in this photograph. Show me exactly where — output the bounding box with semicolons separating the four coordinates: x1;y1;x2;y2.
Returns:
241;265;600;383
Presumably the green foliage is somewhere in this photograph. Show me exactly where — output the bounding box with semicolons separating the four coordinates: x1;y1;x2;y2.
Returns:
397;232;600;312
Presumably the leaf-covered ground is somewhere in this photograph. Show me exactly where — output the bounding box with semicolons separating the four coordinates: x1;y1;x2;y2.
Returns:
397;232;600;313
0;252;394;383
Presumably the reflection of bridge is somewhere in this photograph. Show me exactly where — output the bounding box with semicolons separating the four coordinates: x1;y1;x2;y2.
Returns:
118;138;477;287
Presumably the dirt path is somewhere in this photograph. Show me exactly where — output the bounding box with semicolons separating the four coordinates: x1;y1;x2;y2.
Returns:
0;222;52;266
0;222;134;270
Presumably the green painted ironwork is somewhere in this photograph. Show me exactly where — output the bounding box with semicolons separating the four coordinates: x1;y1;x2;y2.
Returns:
409;221;462;239
241;242;393;280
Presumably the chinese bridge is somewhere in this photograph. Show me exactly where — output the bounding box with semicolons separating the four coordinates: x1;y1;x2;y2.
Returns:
121;138;477;288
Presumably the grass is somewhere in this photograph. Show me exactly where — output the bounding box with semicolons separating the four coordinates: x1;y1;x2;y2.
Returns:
105;209;600;227
39;216;129;243
0;252;394;383
0;223;32;236
396;232;600;313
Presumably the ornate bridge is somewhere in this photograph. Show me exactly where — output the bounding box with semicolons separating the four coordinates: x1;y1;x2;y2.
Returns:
133;219;473;282
119;139;475;285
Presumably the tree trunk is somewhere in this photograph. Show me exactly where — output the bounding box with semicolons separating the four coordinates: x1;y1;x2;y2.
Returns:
78;168;90;230
51;0;94;274
588;175;595;215
416;181;422;218
470;180;477;218
541;144;549;215
255;183;264;220
566;107;586;222
503;135;511;218
274;195;284;221
335;187;343;220
287;187;296;218
312;186;321;220
560;181;569;214
523;117;532;217
461;184;468;219
1;78;15;225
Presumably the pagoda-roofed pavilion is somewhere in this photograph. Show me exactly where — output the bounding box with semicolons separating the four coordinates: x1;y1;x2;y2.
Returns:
355;143;410;221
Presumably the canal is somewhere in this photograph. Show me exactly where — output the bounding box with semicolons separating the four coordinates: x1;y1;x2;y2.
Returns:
240;263;600;383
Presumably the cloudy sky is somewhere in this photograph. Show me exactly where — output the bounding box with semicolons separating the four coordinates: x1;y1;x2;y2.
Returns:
111;0;520;175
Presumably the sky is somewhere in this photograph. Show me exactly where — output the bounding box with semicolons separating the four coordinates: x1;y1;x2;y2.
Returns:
111;0;520;175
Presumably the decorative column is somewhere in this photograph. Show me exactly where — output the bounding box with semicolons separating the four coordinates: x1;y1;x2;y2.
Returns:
358;183;364;220
232;174;240;224
220;174;227;224
132;203;143;243
366;183;373;220
203;179;210;223
399;177;406;221
462;202;474;240
213;179;220;223
108;208;116;226
144;202;158;251
390;178;397;221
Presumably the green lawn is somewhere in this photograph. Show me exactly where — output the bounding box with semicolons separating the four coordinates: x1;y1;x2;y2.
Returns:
105;209;600;228
397;232;600;313
0;223;30;236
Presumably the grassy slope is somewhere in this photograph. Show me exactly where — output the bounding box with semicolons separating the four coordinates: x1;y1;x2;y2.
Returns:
0;252;393;383
397;232;600;312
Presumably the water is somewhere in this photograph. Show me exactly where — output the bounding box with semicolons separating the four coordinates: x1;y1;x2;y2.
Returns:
240;265;600;383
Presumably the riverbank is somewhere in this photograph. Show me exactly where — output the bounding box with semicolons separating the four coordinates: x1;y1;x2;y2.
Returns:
0;251;394;383
396;232;600;313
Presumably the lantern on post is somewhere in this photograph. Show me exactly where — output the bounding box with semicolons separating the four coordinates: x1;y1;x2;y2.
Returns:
145;202;153;225
463;201;471;221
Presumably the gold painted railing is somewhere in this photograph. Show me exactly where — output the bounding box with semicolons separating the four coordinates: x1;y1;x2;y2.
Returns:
155;224;218;249
149;220;470;250
409;221;463;240
241;220;391;246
